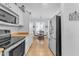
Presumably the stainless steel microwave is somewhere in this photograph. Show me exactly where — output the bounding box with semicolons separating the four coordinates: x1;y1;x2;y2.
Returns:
0;4;19;24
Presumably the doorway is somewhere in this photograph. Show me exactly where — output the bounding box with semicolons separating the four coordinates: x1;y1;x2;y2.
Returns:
56;16;62;56
48;15;62;56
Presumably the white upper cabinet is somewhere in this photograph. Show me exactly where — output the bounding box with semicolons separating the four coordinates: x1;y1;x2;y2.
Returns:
8;3;24;24
1;3;19;15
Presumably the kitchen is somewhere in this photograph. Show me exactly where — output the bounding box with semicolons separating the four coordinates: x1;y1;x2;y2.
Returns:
0;3;62;56
0;3;33;56
0;1;79;59
2;3;79;56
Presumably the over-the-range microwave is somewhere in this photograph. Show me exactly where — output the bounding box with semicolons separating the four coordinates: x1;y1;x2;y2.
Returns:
0;4;19;24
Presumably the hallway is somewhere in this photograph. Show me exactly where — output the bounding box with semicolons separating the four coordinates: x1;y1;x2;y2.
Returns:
26;36;54;56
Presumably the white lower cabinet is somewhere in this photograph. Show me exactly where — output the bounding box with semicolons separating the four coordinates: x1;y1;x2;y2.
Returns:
25;35;33;55
0;52;2;56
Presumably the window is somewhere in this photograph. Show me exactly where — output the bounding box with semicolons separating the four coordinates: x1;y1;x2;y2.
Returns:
36;22;45;34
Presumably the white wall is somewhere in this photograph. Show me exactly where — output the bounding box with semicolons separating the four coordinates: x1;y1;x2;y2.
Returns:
62;3;79;56
48;16;56;55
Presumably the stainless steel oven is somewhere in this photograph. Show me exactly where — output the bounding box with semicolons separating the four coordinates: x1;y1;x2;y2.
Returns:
0;29;25;56
9;40;25;56
0;30;11;47
4;39;25;56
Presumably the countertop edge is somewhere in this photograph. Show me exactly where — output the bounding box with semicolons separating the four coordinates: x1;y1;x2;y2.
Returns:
0;48;4;52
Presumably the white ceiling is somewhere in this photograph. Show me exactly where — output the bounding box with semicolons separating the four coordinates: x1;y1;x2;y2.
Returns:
18;3;61;20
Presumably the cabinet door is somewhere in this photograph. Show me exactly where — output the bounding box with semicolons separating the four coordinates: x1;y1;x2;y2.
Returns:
7;3;18;15
20;12;30;31
0;52;2;56
25;38;30;53
19;10;24;26
1;3;18;15
25;35;33;54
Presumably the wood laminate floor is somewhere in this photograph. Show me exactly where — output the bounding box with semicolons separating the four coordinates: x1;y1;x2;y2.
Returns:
26;36;54;56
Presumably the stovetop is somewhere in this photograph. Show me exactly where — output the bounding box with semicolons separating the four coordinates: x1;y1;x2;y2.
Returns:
0;36;25;49
0;29;25;49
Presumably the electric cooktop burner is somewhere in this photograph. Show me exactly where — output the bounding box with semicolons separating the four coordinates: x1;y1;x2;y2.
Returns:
0;29;25;49
0;37;25;49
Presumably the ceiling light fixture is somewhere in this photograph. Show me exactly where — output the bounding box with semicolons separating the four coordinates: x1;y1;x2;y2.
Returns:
42;3;48;6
